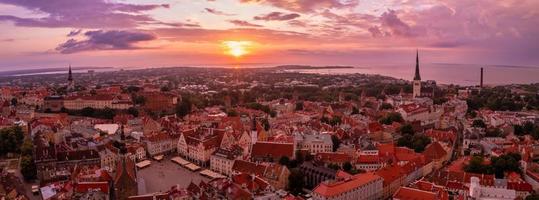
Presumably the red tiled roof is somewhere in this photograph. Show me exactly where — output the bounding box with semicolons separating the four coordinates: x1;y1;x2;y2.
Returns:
232;160;266;176
251;142;294;160
313;173;382;198
507;182;533;192
375;165;405;185
423;142;447;161
393;187;437;200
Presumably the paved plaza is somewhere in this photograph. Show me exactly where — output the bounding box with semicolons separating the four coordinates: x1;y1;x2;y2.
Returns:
137;159;210;194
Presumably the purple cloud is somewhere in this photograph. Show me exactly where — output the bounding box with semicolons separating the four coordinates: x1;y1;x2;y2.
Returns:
55;30;156;54
205;8;235;16
228;20;263;27
0;0;169;28
67;29;82;37
380;10;414;37
254;12;300;21
239;0;357;12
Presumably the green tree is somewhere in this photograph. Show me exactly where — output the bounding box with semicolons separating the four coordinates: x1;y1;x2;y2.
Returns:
380;103;393;110
399;124;415;135
379;112;404;125
472;119;487;128
343;162;353;172
176;98;192;118
11;98;18;106
20;155;37;180
81;107;95;117
279;156;290;166
127;107;139;117
20;139;34;156
331;135;341;152
295;101;304;111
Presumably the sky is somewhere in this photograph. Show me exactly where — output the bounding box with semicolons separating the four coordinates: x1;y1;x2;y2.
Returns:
0;0;538;70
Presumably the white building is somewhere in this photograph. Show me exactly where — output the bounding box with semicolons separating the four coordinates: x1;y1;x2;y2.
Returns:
469;177;516;200
295;133;333;154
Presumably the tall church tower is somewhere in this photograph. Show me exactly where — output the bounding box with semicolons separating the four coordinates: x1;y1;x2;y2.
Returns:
67;65;75;92
412;50;421;98
114;125;138;199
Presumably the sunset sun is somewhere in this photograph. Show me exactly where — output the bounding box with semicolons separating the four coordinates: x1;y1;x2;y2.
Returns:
222;41;253;58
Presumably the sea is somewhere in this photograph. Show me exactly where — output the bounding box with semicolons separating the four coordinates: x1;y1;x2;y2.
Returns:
2;63;538;86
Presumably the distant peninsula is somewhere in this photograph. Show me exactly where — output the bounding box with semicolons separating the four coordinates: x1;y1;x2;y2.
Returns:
274;65;355;70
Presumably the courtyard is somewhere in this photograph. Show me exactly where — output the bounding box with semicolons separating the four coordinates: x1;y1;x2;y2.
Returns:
137;158;210;194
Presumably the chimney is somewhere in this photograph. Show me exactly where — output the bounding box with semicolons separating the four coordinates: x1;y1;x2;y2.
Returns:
480;67;484;88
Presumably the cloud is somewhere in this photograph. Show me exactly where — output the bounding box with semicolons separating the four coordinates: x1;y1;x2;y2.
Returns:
228;20;263;27
380;10;414;37
254;12;300;21
55;30;156;54
0;0;169;28
67;29;82;37
205;8;235;16
239;0;358;13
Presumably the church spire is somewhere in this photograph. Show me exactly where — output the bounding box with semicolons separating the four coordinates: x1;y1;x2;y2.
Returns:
414;50;421;81
68;64;73;81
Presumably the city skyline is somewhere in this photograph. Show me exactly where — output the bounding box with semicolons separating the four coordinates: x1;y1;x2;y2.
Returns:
1;0;538;69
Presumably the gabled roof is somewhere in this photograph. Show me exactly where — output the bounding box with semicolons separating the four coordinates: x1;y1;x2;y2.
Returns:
423;142;447;161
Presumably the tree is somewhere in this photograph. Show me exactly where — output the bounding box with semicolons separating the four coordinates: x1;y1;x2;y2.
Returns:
399;124;415;135
295;101;304;111
81;107;95;117
351;106;360;115
132;95;146;105
331;135;341;152
343;162;353;172
127;107;139;117
176;98;192;118
329;116;342;126
20;155;37;180
327;163;340;170
20;139;34;156
288;169;305;195
379;112;404;125
10;98;18;106
526;194;539;200
380;103;393;110
0;126;24;156
472;119;486;128
279;156;290;166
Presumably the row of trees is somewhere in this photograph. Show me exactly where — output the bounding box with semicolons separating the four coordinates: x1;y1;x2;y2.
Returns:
464;153;521;179
20;139;37;180
514;121;539;139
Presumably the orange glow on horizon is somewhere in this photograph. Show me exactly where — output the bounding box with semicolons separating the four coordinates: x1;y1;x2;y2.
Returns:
222;40;253;58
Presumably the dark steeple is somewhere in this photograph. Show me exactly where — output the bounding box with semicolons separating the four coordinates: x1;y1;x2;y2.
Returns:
68;65;73;81
119;124;127;154
414;50;421;81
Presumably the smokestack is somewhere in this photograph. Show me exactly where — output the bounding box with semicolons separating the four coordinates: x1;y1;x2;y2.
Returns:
480;67;484;88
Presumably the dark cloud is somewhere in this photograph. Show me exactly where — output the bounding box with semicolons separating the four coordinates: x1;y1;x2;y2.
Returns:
228;20;263;27
239;0;357;13
0;0;169;28
67;29;82;37
205;8;235;16
254;12;300;21
56;30;156;54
